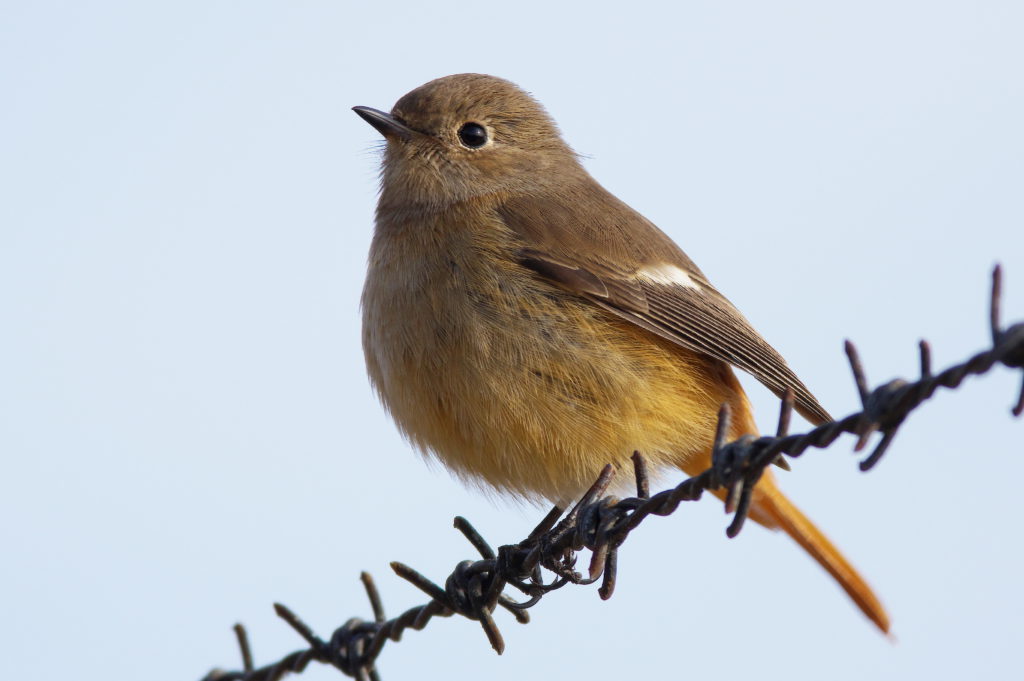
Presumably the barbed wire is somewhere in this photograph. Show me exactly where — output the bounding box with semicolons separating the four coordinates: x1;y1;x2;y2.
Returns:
202;265;1023;681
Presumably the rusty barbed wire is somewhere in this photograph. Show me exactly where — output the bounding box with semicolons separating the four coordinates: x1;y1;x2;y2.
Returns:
202;265;1023;681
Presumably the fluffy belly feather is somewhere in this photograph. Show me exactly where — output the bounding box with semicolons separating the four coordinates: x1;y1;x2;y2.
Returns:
362;239;745;505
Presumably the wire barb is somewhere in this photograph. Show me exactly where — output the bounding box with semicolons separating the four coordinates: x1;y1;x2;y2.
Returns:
360;573;386;624
631;451;650;498
274;603;324;651
771;389;794;471
204;266;1023;681
233;624;253;672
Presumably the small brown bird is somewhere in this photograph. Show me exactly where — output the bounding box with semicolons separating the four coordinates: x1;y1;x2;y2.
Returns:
355;73;889;633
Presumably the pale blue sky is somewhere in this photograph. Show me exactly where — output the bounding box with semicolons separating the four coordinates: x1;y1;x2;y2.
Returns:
2;2;1023;679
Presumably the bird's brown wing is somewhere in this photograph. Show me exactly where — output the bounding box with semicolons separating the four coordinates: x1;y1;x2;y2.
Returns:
498;184;832;424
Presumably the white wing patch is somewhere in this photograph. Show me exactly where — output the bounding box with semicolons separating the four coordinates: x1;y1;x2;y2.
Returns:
637;263;701;290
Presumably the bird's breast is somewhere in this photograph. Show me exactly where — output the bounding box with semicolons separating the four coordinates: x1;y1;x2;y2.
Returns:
361;215;729;503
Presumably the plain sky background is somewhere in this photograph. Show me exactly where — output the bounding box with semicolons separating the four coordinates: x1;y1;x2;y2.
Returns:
2;2;1023;679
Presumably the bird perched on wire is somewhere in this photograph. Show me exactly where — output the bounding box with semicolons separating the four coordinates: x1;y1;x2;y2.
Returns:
354;73;889;633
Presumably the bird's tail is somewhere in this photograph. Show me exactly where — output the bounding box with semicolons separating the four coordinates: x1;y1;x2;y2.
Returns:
750;473;891;634
684;365;890;633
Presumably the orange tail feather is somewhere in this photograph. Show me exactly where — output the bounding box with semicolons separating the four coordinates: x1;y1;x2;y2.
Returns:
683;362;890;632
752;474;891;633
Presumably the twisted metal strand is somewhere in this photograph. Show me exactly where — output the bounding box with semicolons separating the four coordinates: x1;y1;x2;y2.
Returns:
203;266;1022;681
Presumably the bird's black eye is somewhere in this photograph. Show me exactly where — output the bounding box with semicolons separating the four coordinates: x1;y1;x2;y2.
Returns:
457;122;488;148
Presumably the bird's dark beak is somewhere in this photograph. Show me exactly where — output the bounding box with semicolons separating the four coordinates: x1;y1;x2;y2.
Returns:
352;106;414;142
